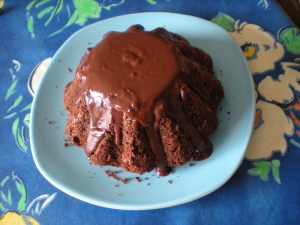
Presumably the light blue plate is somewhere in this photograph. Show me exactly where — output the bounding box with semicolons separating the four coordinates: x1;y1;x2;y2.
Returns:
30;13;255;210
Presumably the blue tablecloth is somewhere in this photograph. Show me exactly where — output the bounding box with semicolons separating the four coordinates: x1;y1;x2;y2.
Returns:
1;0;300;224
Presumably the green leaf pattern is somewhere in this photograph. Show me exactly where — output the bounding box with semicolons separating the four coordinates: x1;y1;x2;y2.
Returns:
35;0;51;8
271;160;281;184
147;0;157;5
2;57;56;215
1;191;8;203
12;172;27;212
279;27;300;54
0;177;10;187
5;78;18;100
0;203;7;212
73;0;101;26
3;112;17;119
12;117;27;152
44;0;63;26
23;114;30;128
247;160;281;184
0;172;57;215
211;12;235;32
26;0;38;11
21;103;32;112
37;6;54;19
24;0;167;37
7;95;23;113
4;62;30;152
27;16;35;38
0;191;12;205
0;172;27;213
247;161;271;181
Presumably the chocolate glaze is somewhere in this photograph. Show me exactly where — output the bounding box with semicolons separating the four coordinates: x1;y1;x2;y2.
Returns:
75;25;212;176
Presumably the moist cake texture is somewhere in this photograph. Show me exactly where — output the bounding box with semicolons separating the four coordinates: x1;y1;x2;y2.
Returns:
63;25;224;176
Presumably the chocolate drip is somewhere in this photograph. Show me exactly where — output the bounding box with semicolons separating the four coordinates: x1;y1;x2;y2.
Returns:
75;82;86;104
145;125;170;176
74;25;213;175
151;99;172;176
111;108;123;146
85;91;111;157
193;139;213;161
168;78;206;151
126;24;145;32
183;68;210;102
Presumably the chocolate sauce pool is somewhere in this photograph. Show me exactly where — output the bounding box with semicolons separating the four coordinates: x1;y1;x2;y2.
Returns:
75;25;212;176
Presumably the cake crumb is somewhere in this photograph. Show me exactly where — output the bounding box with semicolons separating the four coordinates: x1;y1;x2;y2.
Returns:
103;170;123;181
189;163;194;167
62;143;68;147
147;183;150;186
135;177;141;182
107;171;118;180
47;121;51;124
68;68;72;72
107;171;117;176
120;178;128;184
168;180;172;184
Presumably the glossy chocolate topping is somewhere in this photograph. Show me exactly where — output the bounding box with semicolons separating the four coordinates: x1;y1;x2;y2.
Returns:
75;25;211;176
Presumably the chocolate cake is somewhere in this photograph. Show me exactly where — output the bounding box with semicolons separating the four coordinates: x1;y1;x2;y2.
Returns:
63;25;224;176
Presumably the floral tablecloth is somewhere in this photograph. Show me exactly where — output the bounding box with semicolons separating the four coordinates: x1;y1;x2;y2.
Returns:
1;0;300;224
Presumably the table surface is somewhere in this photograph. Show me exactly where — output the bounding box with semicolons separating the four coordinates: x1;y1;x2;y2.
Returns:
1;0;300;224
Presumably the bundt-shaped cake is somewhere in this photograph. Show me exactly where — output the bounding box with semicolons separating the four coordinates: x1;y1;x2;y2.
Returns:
63;25;224;176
